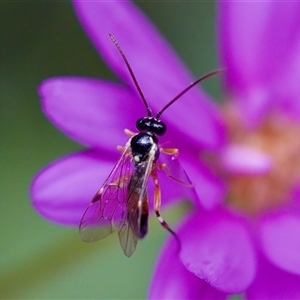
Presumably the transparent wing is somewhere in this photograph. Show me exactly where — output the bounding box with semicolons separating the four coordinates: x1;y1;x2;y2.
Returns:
118;148;155;257
159;152;193;187
79;145;133;242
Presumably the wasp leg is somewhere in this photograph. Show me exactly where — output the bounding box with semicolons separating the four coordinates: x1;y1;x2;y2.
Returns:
117;129;136;151
117;137;133;152
159;147;193;184
111;173;132;188
91;174;131;204
157;147;179;179
117;145;125;152
151;169;181;253
124;128;136;137
155;161;193;187
161;147;179;156
158;147;179;179
156;162;172;177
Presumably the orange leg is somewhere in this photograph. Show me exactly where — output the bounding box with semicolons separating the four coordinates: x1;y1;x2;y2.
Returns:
117;145;125;152
124;128;136;137
117;129;136;151
156;162;171;177
155;161;193;187
151;169;181;253
157;147;178;178
161;147;179;156
110;174;131;188
91;174;131;204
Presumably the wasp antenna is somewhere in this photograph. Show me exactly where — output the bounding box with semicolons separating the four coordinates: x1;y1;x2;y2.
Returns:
109;33;152;117
156;68;224;119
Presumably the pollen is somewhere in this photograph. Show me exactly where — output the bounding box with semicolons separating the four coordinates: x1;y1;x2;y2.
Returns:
223;104;300;215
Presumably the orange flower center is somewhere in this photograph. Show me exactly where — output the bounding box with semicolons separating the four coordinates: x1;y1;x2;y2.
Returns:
222;103;300;215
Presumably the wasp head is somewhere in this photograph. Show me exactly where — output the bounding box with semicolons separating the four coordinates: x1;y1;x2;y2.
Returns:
136;117;167;136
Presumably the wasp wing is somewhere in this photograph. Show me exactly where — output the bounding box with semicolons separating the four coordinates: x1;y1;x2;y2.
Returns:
118;146;156;257
79;145;133;242
155;152;197;206
159;152;193;186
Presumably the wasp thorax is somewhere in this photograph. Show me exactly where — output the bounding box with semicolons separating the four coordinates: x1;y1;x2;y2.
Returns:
130;132;159;164
136;117;167;136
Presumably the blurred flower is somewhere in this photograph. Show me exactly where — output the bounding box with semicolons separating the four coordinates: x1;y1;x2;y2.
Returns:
150;2;300;299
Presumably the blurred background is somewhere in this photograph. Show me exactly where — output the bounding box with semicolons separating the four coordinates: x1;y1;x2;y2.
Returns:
0;2;219;299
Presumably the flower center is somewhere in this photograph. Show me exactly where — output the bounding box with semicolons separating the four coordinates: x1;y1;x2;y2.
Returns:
222;103;300;215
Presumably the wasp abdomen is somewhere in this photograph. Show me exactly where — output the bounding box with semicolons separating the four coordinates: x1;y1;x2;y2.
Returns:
139;212;148;238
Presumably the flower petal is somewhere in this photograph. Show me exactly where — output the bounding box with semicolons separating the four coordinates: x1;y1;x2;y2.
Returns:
149;236;227;299
40;77;140;151
31;150;116;225
220;144;273;175
259;209;300;275
182;156;227;209
274;37;300;118
219;1;300;125
180;209;256;293
246;253;300;299
73;0;226;150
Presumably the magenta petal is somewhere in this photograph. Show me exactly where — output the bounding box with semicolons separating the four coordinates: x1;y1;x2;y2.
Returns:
180;210;256;293
259;209;300;275
220;144;272;175
274;47;300;118
219;1;300;92
30;150;115;225
219;1;300;125
149;237;227;300
182;157;227;209
40;77;141;151
246;254;300;299
73;0;226;150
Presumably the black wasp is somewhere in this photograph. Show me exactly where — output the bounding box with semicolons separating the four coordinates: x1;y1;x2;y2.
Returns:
79;34;221;257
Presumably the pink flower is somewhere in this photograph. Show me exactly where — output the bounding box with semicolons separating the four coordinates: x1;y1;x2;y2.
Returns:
30;1;300;299
150;2;300;299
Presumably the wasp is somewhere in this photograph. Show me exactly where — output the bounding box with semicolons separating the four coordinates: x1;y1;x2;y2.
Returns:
79;34;222;257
